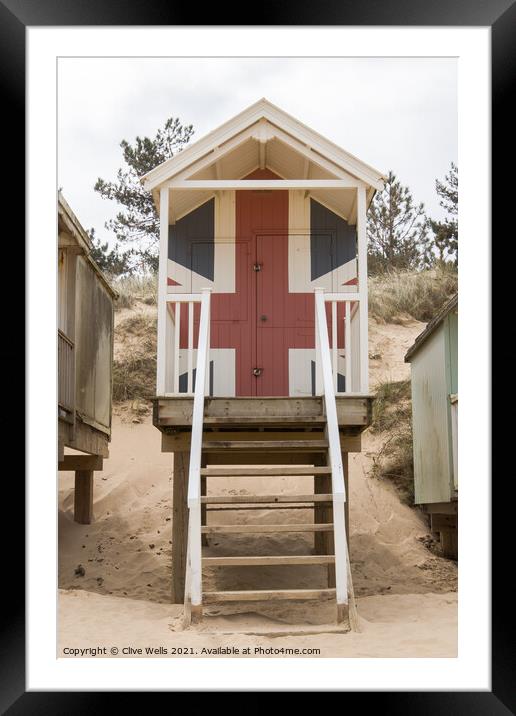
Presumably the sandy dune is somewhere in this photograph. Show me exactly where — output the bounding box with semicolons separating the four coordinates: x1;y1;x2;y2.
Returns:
58;318;457;657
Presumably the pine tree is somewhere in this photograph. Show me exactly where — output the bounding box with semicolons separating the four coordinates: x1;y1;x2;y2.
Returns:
94;117;194;272
367;171;429;274
88;228;135;277
428;162;458;264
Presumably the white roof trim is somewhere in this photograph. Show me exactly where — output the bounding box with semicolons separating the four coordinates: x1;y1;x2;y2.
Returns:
141;98;386;193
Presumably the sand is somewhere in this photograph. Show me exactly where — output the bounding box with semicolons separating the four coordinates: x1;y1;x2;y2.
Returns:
58;317;457;658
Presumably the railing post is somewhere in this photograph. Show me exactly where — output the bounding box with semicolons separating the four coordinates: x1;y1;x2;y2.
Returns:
156;186;169;396
173;302;180;394
357;186;369;393
331;300;338;393
345;302;352;393
314;288;324;395
187;301;194;394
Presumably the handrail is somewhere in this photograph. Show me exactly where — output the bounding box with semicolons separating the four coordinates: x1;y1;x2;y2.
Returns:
185;288;211;614
58;328;74;348
314;288;348;608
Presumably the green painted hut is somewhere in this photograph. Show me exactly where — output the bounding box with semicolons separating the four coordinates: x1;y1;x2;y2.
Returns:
405;294;458;558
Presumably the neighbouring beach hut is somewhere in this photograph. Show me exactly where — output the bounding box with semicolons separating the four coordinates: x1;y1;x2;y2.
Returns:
57;193;117;524
405;294;458;559
142;99;386;623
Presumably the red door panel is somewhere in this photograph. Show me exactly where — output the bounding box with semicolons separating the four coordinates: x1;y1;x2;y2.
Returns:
235;179;288;396
256;234;319;396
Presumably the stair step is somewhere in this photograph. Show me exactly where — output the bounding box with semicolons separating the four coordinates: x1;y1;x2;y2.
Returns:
202;555;335;566
200;466;331;477
201;494;333;504
202;440;328;452
201;523;333;534
203;588;336;603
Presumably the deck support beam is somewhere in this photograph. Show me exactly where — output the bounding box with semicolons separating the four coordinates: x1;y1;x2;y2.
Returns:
59;454;103;471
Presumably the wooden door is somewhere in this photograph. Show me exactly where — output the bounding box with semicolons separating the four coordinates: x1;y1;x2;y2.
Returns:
255;233;315;396
255;233;289;395
235;178;289;396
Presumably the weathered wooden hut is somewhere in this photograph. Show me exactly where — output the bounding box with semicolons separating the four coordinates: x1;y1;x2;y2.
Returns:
143;99;386;623
57;193;117;524
405;294;458;559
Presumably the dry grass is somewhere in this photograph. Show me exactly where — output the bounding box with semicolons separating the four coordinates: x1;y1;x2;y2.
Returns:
113;273;158;311
112;313;157;403
370;379;414;504
371;379;412;434
368;265;457;324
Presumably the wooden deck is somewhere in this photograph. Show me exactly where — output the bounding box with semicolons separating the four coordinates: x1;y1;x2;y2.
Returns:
153;395;372;455
154;395;372;430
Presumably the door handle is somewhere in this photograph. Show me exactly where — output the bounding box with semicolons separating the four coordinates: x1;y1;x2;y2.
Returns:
260;315;267;322
253;263;262;272
253;368;262;377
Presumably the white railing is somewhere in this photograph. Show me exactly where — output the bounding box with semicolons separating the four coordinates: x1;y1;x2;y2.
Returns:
164;293;211;396
314;292;362;395
314;288;349;611
184;288;211;619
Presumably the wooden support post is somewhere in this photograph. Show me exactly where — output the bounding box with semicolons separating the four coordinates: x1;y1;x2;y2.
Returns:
343;451;350;549
314;456;335;587
314;453;350;588
201;456;208;547
74;470;93;524
191;604;203;624
440;529;458;560
336;603;349;624
172;451;189;603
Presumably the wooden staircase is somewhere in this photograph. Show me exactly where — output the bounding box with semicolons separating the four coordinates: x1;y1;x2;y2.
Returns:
181;288;355;627
185;429;351;624
201;448;335;604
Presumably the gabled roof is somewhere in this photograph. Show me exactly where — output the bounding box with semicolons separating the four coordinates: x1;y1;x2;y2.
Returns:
58;192;92;253
405;293;458;363
58;192;118;299
141;98;386;193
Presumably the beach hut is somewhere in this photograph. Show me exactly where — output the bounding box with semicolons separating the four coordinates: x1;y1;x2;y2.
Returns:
57;193;117;524
143;99;386;622
405;294;458;559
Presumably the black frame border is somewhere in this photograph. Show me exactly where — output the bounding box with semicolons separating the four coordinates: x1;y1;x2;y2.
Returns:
6;0;511;709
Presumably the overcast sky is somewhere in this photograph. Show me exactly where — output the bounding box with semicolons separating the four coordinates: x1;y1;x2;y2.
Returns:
58;57;457;247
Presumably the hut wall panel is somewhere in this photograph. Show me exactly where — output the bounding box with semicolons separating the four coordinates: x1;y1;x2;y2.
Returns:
410;325;453;504
74;256;113;433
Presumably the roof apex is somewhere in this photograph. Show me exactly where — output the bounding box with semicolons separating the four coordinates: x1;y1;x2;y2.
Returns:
141;98;386;192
